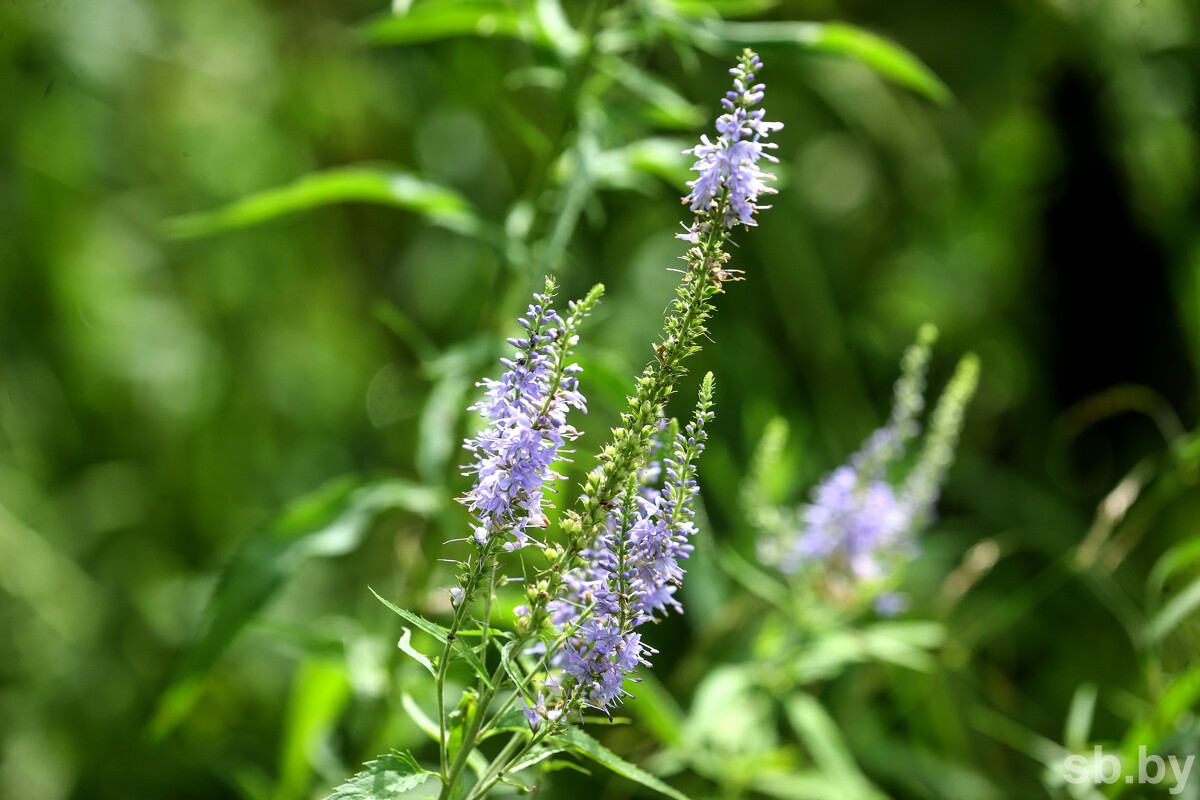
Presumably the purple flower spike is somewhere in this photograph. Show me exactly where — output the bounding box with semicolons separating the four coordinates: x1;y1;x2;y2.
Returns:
681;50;783;232
534;377;715;715
461;291;587;551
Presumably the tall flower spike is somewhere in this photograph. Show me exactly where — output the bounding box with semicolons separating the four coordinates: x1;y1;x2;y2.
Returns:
681;49;783;233
519;49;781;732
461;281;602;552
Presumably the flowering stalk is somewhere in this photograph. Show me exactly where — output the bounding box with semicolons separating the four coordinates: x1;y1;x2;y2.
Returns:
519;47;782;652
902;352;980;529
523;377;714;720
374;48;783;800
435;279;601;788
468;379;715;800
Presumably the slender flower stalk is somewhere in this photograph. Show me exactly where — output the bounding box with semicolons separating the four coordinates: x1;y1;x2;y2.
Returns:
433;279;601;793
511;48;781;714
681;50;783;232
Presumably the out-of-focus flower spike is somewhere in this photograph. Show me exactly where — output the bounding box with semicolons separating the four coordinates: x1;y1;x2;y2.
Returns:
901;352;980;529
853;324;938;477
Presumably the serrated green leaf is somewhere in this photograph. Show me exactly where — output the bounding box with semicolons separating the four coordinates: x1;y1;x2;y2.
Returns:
498;642;534;702
151;478;444;737
396;627;436;677
369;588;493;689
551;728;691;800
163;166;485;240
509;744;567;773
323;751;431;800
370;588;450;641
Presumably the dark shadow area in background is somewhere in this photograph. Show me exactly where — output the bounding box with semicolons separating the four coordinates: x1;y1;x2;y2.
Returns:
1045;67;1193;492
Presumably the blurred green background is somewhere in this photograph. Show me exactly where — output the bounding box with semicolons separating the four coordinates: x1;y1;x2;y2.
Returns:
3;0;1200;798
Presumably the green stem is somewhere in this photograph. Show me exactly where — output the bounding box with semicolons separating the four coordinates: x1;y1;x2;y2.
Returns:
464;732;530;800
439;630;533;800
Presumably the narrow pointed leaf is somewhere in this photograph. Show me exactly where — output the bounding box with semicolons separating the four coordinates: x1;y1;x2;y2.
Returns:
361;2;529;46
396;627;436;677
551;728;691;800
164;167;485;239
369;588;493;688
689;20;951;104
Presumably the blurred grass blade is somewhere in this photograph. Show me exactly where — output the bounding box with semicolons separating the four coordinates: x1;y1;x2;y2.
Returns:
623;669;687;748
784;694;889;799
163;167;486;240
1147;538;1200;599
717;544;791;613
1147;573;1200;643
693;20;951;104
1119;666;1200;763
551;728;692;800
591;138;692;192
278;658;353;800
361;1;529;46
970;706;1069;768
322;751;431;800
400;692;441;741
151;477;444;738
754;772;857;800
598;56;702;129
0;501;101;641
1064;682;1098;752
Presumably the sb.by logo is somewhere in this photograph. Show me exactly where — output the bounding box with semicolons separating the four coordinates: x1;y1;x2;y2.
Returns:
1063;746;1195;795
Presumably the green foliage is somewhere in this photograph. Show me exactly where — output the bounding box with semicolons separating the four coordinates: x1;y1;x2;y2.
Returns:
163;167;487;241
4;0;1200;798
550;728;693;800
153;478;444;736
323;751;431;800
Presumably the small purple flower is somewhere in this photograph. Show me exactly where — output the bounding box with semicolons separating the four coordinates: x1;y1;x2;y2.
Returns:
681;50;783;233
461;292;587;551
